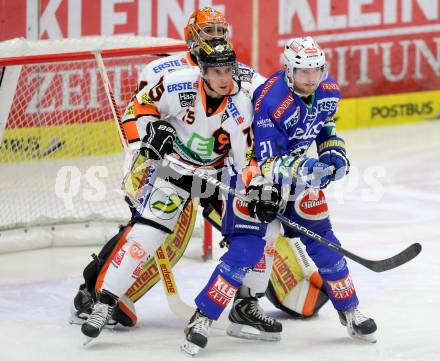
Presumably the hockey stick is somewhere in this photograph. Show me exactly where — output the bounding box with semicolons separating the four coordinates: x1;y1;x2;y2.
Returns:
155;244;229;329
93;53;231;327
164;155;422;273
94;51;129;151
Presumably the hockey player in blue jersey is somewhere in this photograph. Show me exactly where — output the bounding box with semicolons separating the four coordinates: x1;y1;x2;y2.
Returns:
182;36;377;354
245;36;377;342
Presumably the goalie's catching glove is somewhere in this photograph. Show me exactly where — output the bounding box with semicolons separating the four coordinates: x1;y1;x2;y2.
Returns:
140;120;176;160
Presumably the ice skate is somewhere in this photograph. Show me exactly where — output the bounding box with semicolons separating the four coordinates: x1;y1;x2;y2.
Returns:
81;291;116;345
339;308;377;343
70;285;117;326
69;284;94;325
227;296;282;341
181;309;212;356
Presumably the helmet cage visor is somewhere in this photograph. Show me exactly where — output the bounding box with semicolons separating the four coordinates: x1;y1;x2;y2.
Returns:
187;22;229;52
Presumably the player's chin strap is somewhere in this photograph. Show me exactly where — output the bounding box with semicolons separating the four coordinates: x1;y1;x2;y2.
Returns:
163;155;422;273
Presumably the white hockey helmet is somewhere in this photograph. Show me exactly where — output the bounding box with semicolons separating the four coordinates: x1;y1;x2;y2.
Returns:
281;36;328;89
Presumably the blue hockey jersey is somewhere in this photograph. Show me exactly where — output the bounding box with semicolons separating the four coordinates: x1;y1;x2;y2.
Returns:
252;70;341;168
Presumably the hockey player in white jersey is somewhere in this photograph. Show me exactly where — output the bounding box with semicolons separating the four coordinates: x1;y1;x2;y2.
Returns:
121;6;265;145
81;39;284;342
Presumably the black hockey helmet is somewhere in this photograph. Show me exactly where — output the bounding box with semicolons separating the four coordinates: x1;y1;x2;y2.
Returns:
197;38;236;72
196;38;240;94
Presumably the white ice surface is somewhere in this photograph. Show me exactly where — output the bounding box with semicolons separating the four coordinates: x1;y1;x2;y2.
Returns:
0;122;439;361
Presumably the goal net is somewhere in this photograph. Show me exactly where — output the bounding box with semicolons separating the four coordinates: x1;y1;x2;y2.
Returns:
0;36;214;254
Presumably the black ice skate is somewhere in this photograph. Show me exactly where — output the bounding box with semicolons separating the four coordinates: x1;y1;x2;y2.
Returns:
181;309;212;356
227;296;282;341
81;291;117;345
69;284;94;325
70;284;119;327
339;308;377;343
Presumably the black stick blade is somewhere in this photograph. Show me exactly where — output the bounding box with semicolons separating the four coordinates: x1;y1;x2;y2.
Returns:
361;243;422;272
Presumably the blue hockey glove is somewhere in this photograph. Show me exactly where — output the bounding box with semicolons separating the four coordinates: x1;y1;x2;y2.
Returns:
317;136;349;182
297;157;332;189
319;149;349;181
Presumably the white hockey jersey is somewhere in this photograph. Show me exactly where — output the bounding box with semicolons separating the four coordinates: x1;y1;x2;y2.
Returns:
138;52;196;89
138;51;265;98
133;68;254;173
122;51;265;145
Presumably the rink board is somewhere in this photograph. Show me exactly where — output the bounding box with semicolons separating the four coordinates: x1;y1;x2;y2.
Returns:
337;89;440;130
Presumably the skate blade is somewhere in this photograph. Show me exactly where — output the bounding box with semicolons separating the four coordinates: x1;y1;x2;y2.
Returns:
347;328;377;343
69;313;87;325
180;340;201;356
69;303;88;325
83;336;95;346
226;323;281;342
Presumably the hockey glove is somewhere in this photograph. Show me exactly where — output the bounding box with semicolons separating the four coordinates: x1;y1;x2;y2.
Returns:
297;157;332;189
140;120;176;160
318;136;350;181
247;176;280;223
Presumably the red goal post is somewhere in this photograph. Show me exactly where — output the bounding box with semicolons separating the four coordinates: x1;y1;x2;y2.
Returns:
0;35;212;257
